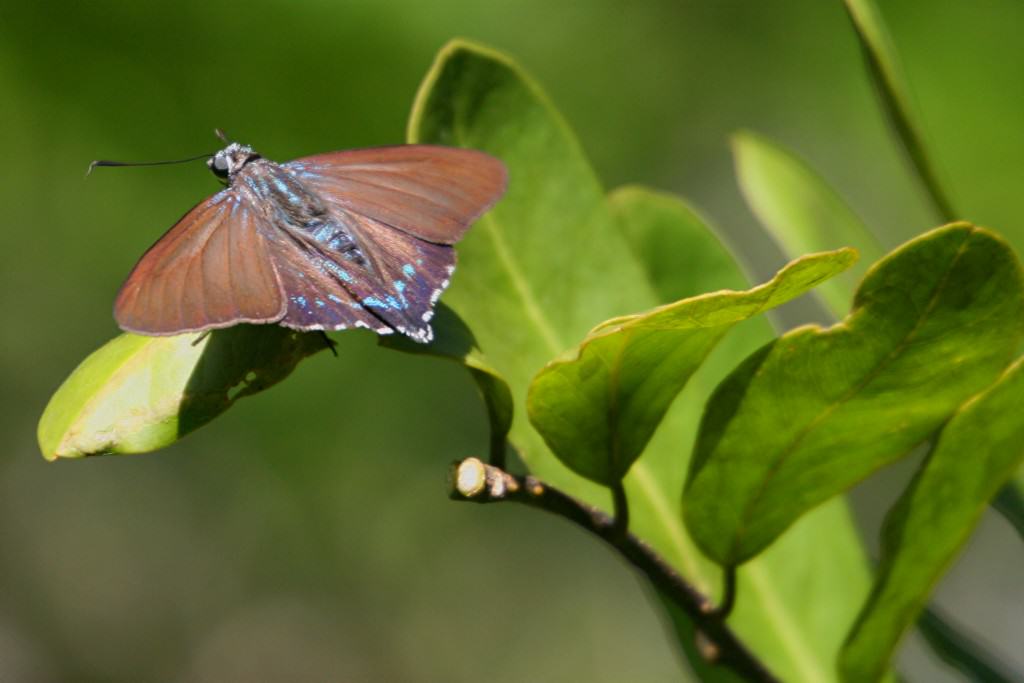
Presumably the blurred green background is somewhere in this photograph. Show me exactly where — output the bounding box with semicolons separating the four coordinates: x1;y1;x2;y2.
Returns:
2;1;1022;681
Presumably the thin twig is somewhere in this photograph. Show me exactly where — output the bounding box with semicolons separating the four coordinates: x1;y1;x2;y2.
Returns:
448;458;780;683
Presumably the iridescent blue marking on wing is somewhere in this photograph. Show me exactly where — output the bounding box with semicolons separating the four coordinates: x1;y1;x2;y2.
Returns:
228;147;504;342
268;206;455;341
302;205;455;341
237;163;454;342
267;172;458;341
261;225;392;334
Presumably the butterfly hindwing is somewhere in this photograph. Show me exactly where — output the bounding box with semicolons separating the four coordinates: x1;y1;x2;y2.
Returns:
259;221;396;335
323;209;456;342
263;198;455;342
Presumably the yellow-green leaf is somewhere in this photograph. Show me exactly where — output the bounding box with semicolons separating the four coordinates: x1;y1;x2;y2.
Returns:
528;248;856;485
38;326;327;459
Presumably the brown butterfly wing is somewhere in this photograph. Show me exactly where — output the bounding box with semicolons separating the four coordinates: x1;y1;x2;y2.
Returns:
260;218;404;336
284;145;508;244
266;203;457;342
114;191;285;335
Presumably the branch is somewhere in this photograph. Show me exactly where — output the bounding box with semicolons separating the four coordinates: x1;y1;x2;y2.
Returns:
448;457;780;683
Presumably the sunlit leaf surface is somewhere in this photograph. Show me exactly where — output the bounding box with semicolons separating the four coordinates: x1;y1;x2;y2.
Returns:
38;326;328;459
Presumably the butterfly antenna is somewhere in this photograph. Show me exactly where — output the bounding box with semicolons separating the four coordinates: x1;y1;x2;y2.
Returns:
214;128;232;143
86;151;215;178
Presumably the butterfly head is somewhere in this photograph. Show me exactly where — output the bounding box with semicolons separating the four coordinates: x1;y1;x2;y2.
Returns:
208;143;261;182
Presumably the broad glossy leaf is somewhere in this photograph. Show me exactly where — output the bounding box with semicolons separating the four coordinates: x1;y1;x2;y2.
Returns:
408;39;658;503
38;326;328;459
839;357;1024;682
732;130;1024;669
613;187;875;683
842;0;956;221
527;247;856;485
411;43;874;682
732;130;884;317
685;223;1024;566
847;0;1024;551
611;185;752;301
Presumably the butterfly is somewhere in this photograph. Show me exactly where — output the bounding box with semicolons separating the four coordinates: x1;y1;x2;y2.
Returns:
111;140;507;343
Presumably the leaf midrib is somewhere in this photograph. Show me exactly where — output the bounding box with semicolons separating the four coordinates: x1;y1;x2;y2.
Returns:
480;214;563;355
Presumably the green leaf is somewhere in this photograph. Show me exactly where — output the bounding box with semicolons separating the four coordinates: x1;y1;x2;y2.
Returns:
845;0;1024;549
408;39;659;501
612;187;875;683
732;130;885;317
842;0;956;221
38;326;327;459
527;247;856;485
381;304;513;460
732;128;1024;667
685;223;1024;566
410;44;873;682
839;357;1024;682
611;185;754;301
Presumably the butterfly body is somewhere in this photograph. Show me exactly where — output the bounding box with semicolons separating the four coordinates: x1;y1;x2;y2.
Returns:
114;142;507;343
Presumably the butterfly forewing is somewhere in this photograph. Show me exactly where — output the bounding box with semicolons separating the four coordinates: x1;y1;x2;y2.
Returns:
284;145;507;244
115;192;285;334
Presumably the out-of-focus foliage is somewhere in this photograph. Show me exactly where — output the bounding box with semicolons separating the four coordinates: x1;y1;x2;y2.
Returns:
731;130;884;317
